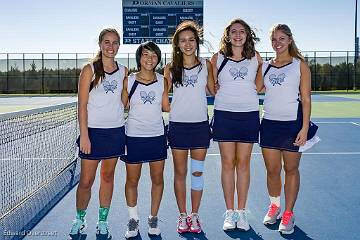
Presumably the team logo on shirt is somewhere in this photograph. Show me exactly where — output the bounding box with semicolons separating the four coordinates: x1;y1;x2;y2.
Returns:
269;73;286;86
229;67;248;80
140;91;156;104
183;74;198;87
102;80;117;93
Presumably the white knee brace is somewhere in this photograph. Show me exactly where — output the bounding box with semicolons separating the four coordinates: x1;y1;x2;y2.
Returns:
191;158;205;191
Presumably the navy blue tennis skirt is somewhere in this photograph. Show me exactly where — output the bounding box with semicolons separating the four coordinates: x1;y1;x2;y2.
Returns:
168;121;211;150
123;135;168;164
260;118;302;152
212;110;260;143
76;126;126;160
260;100;317;152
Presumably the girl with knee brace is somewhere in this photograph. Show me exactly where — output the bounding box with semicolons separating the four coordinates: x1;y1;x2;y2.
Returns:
164;20;216;234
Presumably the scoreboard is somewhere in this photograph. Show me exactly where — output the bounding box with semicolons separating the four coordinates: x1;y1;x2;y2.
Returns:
122;0;203;44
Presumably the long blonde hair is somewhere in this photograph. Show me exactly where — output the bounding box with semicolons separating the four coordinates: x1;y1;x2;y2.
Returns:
270;24;304;61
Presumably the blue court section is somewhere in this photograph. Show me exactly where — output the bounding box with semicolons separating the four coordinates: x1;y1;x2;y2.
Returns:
311;94;360;102
172;94;360;105
23;118;360;240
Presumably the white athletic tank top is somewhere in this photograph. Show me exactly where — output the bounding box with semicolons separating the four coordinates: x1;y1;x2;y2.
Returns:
126;72;165;137
262;58;301;121
169;58;208;122
87;62;125;128
214;53;259;112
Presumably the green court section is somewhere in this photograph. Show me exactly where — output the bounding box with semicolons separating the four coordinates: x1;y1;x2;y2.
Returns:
326;94;360;100
312;101;360;118
203;103;360;119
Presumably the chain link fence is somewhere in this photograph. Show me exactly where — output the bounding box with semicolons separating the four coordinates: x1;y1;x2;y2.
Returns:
0;51;359;93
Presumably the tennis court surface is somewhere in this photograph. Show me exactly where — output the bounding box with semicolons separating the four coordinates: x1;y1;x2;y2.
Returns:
0;94;359;240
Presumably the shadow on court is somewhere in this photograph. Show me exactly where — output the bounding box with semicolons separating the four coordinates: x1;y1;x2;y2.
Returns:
178;231;208;240
224;227;264;239
279;226;314;240
69;234;88;240
264;222;313;240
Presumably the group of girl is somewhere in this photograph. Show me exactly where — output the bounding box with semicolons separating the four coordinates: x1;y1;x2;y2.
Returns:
69;18;315;239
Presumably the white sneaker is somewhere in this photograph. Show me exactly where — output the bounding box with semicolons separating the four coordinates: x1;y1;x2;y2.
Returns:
236;209;250;231
125;218;139;238
96;221;111;239
69;218;87;236
222;210;237;231
148;216;161;236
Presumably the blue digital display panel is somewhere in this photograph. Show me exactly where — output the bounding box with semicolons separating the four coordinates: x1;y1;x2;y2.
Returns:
122;0;203;44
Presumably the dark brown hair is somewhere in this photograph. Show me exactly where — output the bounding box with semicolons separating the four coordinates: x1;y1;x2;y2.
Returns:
135;41;162;71
170;20;202;87
219;19;259;59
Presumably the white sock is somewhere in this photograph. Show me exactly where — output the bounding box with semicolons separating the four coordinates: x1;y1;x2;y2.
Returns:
128;205;139;220
269;196;280;207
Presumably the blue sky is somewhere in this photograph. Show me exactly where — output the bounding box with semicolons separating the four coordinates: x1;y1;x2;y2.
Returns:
0;0;356;54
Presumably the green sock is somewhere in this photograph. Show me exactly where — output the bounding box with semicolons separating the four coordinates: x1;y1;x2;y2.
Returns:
99;207;110;222
76;209;86;221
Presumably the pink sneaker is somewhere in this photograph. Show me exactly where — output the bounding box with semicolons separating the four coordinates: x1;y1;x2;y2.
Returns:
263;203;281;225
177;213;189;233
188;213;202;233
279;211;295;234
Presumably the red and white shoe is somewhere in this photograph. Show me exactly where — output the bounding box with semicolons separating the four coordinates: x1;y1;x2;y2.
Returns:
278;211;295;234
263;203;281;225
176;213;189;233
188;213;202;233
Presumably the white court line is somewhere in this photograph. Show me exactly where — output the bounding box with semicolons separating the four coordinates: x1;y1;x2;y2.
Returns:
207;152;360;156
315;122;353;124
315;121;360;126
0;158;70;161
2;152;360;161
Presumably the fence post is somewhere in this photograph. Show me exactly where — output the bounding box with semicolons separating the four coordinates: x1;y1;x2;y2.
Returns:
42;53;44;94
314;51;317;91
58;53;60;93
347;51;349;92
23;53;25;93
6;53;9;93
329;51;332;90
353;51;357;91
355;52;358;91
75;53;78;93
